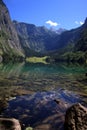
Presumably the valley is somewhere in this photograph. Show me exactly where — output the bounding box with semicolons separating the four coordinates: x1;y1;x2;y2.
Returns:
0;0;87;130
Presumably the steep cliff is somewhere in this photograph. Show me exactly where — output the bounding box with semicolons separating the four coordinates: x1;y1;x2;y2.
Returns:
74;18;87;52
14;18;87;57
0;0;24;61
54;18;87;51
13;21;58;56
47;18;87;63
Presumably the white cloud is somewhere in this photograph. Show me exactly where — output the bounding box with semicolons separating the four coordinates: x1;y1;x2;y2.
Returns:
75;21;84;25
46;20;60;27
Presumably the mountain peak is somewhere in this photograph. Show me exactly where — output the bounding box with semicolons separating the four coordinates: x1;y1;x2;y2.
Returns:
56;28;67;34
49;27;66;34
81;17;87;28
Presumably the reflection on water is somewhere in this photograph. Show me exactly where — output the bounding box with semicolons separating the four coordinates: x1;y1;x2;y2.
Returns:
0;62;87;93
0;62;87;130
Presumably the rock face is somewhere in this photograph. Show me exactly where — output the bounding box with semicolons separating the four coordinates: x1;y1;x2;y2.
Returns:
55;18;87;50
13;18;87;57
74;18;87;52
0;0;24;61
0;118;21;130
13;21;58;55
1;0;87;60
64;103;87;130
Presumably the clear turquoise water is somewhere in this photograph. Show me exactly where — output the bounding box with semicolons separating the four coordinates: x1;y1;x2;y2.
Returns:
0;62;87;130
0;62;87;92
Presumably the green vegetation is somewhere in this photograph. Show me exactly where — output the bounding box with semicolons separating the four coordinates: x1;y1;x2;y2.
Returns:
75;28;87;52
26;56;48;64
0;0;87;63
61;51;85;63
3;49;25;62
49;51;87;64
48;27;87;64
0;1;25;63
25;127;33;130
0;30;25;62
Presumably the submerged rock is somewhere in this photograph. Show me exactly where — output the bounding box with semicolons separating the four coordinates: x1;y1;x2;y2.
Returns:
0;118;21;130
54;99;60;104
64;103;87;130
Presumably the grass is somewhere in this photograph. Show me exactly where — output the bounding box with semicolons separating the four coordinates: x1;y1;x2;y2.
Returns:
26;56;48;64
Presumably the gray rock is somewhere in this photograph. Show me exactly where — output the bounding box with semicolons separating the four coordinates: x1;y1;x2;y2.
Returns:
0;0;24;60
64;103;87;130
0;118;21;130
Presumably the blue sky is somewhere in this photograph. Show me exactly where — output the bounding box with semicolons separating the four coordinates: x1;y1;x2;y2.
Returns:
3;0;87;30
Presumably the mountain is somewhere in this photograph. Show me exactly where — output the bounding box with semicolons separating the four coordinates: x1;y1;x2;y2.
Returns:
55;27;82;50
0;0;24;62
13;18;87;63
49;27;66;35
1;0;87;63
14;19;87;56
74;18;87;52
53;18;87;51
13;21;58;56
56;28;67;34
49;18;87;63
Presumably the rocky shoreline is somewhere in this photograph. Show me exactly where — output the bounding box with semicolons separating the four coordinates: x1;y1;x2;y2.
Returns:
64;103;87;130
0;103;87;130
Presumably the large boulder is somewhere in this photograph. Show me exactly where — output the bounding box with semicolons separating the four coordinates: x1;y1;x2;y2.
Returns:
64;103;87;130
0;118;21;130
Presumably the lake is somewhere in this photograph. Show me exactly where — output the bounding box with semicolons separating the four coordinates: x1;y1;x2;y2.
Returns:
0;62;87;130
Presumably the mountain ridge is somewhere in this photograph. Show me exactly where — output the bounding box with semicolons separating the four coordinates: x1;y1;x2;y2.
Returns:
49;18;87;63
0;0;87;63
13;21;58;55
13;18;87;57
